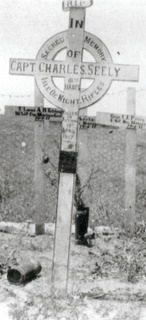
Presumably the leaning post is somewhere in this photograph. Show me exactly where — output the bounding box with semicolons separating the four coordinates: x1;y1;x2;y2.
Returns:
34;85;45;235
125;87;136;234
52;4;86;292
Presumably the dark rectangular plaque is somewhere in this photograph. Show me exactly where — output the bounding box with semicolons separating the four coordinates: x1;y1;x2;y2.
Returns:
58;151;77;174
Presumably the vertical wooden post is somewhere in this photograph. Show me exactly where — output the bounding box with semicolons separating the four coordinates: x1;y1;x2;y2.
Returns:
78;108;88;204
125;87;136;233
34;84;45;235
52;8;85;291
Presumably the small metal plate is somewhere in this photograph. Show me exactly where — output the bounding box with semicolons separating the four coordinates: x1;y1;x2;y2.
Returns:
58;151;77;174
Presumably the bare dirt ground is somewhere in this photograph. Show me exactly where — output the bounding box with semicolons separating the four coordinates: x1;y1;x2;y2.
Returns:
0;224;146;320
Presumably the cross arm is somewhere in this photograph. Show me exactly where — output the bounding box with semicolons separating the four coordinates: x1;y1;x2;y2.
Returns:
9;59;36;76
95;112;146;130
10;58;139;83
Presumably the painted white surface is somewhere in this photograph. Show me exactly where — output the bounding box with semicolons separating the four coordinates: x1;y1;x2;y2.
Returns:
0;0;146;115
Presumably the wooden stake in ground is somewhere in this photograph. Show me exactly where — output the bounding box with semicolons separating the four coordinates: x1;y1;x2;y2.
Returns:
125;87;136;233
96;88;139;233
34;85;45;235
52;7;85;292
11;103;63;235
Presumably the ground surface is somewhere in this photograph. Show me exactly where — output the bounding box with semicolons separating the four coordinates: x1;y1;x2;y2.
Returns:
0;224;146;319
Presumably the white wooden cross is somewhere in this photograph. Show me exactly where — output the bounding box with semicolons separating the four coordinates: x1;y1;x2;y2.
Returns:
14;102;63;236
9;0;139;291
96;87;146;234
81;87;140;233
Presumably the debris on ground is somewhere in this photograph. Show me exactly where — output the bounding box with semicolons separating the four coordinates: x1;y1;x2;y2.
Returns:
0;224;146;319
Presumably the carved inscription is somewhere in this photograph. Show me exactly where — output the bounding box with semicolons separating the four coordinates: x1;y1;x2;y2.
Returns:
110;114;146;129
15;106;63;120
63;0;93;11
62;111;78;146
10;30;139;109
